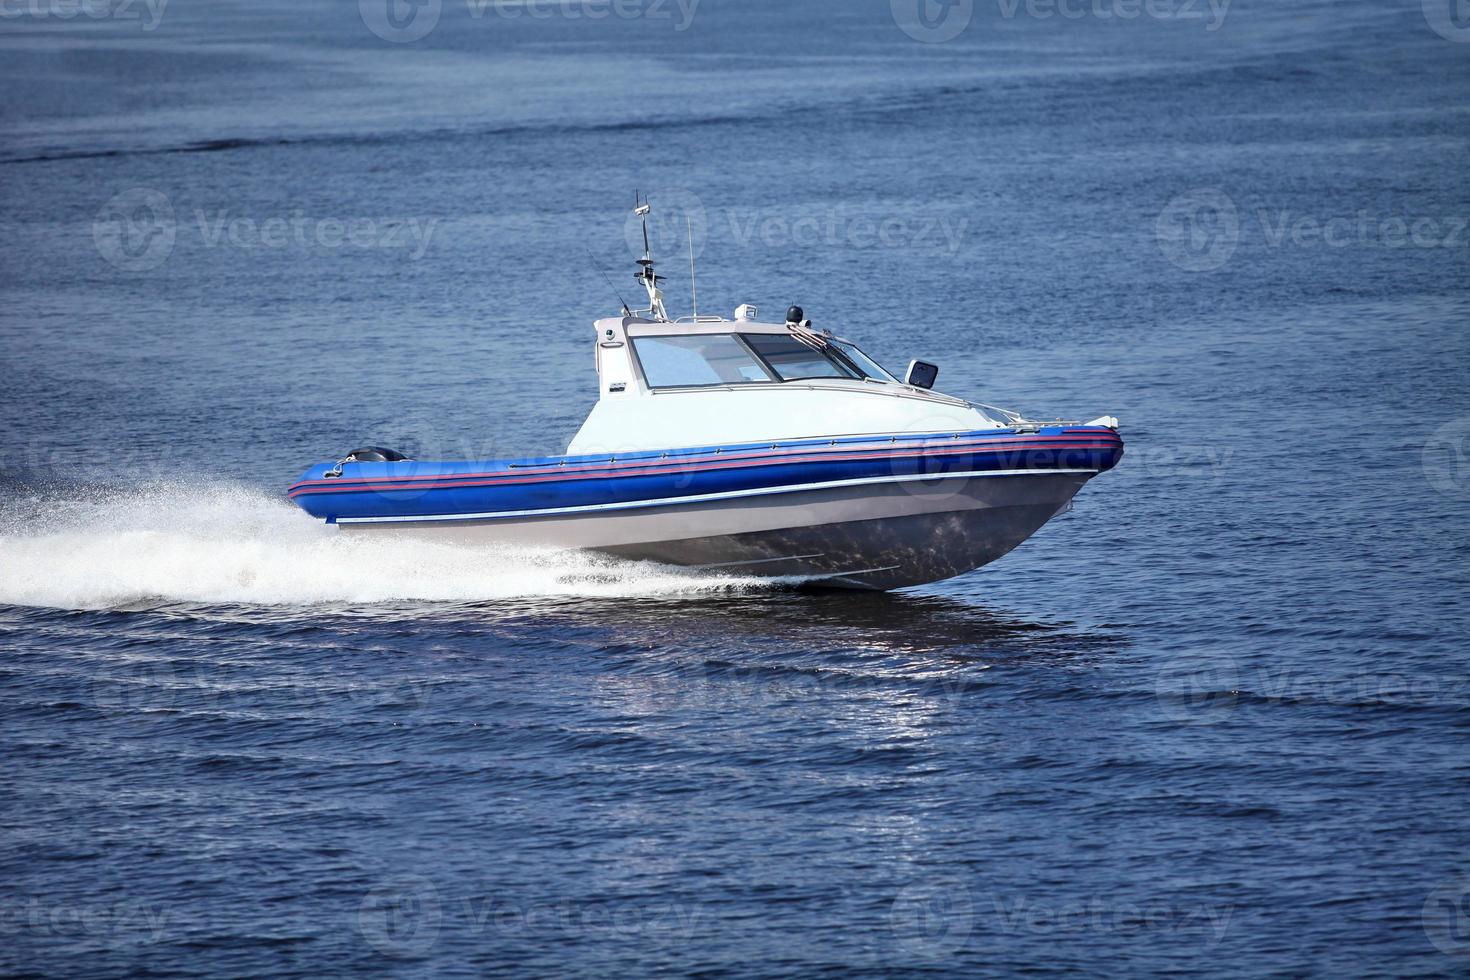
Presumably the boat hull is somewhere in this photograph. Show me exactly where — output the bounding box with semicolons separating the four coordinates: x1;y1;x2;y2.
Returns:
340;469;1093;590
289;426;1123;590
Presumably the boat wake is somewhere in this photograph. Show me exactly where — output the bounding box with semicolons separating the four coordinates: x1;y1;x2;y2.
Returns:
0;481;767;611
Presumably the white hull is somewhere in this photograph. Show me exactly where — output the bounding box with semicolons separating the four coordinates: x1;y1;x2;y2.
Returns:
339;470;1094;590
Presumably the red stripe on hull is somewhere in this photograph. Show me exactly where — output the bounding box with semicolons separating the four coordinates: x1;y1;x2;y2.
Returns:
287;434;1122;498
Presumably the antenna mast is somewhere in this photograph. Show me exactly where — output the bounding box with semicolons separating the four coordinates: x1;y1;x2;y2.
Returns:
633;192;668;321
687;216;698;320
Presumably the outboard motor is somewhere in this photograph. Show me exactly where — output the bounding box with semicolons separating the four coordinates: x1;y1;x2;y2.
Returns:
342;447;411;463
324;446;412;478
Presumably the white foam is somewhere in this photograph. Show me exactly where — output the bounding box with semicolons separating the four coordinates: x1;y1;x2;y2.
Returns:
0;482;767;611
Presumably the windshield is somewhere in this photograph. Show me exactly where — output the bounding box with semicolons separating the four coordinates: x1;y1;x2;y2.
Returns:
741;333;859;382
830;339;898;382
630;331;899;389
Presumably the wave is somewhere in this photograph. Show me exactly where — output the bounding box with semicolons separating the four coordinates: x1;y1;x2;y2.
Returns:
0;481;766;611
0;112;754;165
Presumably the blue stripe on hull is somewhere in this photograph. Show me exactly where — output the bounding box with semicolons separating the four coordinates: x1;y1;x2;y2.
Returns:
288;427;1124;523
335;468;1101;525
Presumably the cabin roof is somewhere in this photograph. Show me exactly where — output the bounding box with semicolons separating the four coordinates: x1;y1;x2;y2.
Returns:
611;316;829;338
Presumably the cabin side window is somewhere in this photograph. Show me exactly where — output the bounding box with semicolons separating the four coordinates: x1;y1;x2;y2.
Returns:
631;335;775;389
830;339;898;382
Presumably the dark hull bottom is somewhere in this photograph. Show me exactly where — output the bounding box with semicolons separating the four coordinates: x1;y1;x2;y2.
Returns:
339;472;1095;591
595;499;1076;590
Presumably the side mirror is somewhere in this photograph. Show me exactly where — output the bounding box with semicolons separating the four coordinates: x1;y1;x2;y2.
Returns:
905;360;939;390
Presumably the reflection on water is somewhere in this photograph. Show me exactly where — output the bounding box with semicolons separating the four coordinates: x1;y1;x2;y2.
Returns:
492;589;1097;659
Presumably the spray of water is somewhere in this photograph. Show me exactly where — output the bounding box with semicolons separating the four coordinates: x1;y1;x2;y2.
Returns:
0;481;768;611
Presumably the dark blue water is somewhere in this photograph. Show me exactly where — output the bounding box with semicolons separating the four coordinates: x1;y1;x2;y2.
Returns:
3;0;1469;975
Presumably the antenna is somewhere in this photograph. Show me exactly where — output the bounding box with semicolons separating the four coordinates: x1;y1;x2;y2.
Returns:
587;248;632;317
687;216;698;320
639;198;651;256
632;192;667;321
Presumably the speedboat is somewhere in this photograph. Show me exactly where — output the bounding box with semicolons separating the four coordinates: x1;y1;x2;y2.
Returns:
287;199;1123;590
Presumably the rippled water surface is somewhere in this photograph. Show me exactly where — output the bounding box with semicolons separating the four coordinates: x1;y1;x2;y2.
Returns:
2;0;1468;975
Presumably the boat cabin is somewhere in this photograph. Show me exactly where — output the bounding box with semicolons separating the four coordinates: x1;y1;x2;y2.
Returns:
568;311;1013;455
567;199;1022;455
